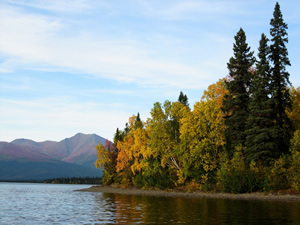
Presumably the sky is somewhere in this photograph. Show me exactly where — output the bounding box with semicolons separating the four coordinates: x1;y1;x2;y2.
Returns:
0;0;299;142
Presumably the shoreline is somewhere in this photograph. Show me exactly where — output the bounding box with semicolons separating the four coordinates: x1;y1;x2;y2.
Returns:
77;185;300;202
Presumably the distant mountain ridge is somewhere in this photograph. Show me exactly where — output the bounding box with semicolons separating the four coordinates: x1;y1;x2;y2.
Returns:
0;133;106;181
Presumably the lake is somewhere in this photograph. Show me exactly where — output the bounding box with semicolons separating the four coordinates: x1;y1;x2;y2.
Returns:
0;182;299;224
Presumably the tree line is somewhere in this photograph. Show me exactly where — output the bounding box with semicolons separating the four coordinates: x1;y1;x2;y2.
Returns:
44;177;102;184
95;2;300;193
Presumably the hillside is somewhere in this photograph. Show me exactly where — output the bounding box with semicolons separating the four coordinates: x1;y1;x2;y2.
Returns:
0;133;106;181
11;133;106;168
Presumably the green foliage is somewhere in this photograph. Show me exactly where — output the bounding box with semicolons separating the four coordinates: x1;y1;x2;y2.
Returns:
269;2;293;154
288;130;300;191
288;151;300;191
178;91;189;107
216;146;264;193
268;155;290;191
287;87;300;130
102;170;115;185
217;147;246;193
133;159;175;189
290;130;300;154
133;172;144;188
96;2;297;193
95;141;119;185
113;128;124;144
222;28;255;155
44;177;102;184
245;33;278;163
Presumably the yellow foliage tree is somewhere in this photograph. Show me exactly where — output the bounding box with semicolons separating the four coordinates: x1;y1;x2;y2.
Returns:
95;140;117;184
287;86;300;130
116;136;132;173
130;127;149;174
146;100;191;185
116;114;149;178
95;142;111;169
288;130;300;191
180;79;227;185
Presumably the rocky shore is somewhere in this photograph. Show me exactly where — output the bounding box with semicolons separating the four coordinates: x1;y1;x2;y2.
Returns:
77;185;300;202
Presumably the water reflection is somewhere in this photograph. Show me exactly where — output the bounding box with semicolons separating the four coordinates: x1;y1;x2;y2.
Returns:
92;193;300;225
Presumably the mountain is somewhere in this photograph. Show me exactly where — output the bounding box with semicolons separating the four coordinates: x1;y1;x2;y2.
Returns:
0;161;101;181
11;133;106;168
0;142;55;162
0;133;106;181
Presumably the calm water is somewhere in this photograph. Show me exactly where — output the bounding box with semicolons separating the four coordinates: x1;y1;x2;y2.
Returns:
0;183;299;224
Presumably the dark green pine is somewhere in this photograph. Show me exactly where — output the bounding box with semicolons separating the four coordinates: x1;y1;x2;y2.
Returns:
135;112;144;129
113;128;123;144
245;34;279;164
269;2;293;154
222;28;255;156
178;91;189;106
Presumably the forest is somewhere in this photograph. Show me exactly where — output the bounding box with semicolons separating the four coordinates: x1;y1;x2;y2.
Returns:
44;177;102;184
95;2;300;193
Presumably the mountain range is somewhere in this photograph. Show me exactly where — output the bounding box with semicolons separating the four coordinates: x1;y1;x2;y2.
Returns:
0;133;106;181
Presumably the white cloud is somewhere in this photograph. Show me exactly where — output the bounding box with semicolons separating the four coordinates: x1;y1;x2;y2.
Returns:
6;0;92;13
0;3;230;90
0;97;130;142
135;0;246;21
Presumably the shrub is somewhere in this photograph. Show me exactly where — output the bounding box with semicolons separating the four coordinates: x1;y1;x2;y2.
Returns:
217;146;265;193
268;155;290;191
288;130;300;191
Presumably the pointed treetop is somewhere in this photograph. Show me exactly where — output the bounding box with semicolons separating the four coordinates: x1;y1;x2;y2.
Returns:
232;28;254;62
136;112;141;122
135;112;143;129
178;91;189;106
257;33;270;69
270;2;288;36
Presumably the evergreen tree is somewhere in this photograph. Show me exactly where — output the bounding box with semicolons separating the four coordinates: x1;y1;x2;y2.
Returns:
135;112;143;129
114;128;124;144
245;34;277;163
222;28;255;155
124;122;130;135
178;91;189;106
269;2;292;154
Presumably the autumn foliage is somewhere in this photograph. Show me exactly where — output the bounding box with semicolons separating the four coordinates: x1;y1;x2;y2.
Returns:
95;3;299;193
95;81;299;192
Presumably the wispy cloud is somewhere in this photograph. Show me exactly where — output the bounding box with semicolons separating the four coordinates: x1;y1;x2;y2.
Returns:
0;1;231;90
6;0;92;13
0;97;130;141
135;0;247;21
1;0;299;143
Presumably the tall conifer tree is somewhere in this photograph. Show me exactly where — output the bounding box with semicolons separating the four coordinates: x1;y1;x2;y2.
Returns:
245;34;277;163
135;112;143;129
222;28;255;155
269;2;292;154
178;91;189;106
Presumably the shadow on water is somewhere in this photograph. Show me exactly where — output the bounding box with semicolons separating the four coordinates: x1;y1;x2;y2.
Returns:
92;193;300;225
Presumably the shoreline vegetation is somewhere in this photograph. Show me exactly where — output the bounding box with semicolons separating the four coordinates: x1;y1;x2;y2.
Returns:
78;185;300;202
94;3;300;195
44;177;102;184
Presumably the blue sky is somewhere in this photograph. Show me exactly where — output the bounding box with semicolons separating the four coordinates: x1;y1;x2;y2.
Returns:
1;0;299;142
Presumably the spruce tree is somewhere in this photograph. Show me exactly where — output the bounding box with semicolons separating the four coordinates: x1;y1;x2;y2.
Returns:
135;112;143;129
269;2;292;154
222;28;255;156
245;34;277;163
114;128;123;144
178;91;189;106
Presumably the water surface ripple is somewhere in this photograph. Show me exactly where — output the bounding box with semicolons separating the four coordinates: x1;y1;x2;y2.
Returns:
0;183;299;224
